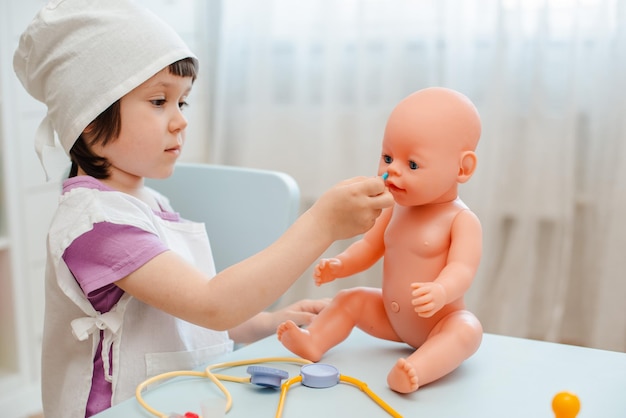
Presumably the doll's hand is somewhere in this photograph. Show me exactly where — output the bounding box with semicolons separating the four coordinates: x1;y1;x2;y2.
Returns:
314;258;343;286
411;282;446;318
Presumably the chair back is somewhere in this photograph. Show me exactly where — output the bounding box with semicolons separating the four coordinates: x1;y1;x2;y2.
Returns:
147;163;300;272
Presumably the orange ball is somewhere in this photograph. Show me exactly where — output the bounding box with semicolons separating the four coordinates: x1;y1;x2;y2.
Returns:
552;391;581;418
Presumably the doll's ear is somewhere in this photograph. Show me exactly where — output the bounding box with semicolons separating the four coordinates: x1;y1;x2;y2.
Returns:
457;151;477;183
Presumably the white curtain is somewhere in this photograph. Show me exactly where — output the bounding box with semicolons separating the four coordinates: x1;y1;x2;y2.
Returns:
210;0;626;352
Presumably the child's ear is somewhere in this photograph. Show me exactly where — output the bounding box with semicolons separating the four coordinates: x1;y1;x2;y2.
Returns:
82;121;96;137
457;151;477;183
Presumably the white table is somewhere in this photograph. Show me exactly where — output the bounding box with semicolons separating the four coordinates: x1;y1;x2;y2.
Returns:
94;328;626;417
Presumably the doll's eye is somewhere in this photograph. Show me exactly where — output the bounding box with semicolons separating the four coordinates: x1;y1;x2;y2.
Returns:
383;154;393;164
409;160;419;170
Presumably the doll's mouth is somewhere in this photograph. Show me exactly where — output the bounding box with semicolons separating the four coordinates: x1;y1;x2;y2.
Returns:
387;183;404;193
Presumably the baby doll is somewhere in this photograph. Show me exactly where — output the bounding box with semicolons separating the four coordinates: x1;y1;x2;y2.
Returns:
277;87;483;394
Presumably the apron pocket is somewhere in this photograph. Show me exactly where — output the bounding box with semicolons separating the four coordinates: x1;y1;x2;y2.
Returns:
145;339;234;377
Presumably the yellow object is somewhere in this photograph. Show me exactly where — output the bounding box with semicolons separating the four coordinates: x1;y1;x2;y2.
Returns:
135;356;402;418
275;374;403;418
136;357;311;417
552;391;581;418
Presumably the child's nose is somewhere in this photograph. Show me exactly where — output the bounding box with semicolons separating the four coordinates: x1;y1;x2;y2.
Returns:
170;110;188;133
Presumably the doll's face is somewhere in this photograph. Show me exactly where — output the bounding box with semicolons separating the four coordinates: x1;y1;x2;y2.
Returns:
377;88;480;207
378;125;462;207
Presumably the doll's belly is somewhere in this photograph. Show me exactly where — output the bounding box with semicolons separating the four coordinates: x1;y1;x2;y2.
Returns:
384;302;433;348
383;289;459;348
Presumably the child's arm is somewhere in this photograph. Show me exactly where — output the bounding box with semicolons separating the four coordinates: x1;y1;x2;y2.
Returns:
314;206;392;285
228;298;330;344
411;209;482;317
116;176;394;331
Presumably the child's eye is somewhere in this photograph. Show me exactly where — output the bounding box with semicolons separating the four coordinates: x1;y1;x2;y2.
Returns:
383;154;392;164
178;101;189;110
150;99;166;106
409;160;419;170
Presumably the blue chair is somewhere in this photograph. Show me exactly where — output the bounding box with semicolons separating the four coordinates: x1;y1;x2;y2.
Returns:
146;163;300;272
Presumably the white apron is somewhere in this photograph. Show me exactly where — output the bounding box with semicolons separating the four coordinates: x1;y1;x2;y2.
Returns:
41;185;233;418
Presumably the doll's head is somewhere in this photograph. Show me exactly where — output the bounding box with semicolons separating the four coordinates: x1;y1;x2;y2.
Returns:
379;87;481;207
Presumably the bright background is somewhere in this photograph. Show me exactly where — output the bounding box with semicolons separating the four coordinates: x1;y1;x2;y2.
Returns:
1;1;625;415
206;0;626;353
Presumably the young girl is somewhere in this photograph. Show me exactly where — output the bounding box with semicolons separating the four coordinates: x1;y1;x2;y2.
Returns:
13;1;394;417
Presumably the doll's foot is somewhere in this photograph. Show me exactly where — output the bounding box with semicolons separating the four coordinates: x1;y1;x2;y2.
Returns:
277;320;324;362
387;358;419;393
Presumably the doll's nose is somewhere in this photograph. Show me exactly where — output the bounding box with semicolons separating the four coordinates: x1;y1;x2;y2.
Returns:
386;162;401;177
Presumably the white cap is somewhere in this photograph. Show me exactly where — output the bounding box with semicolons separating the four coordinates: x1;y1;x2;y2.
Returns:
13;0;197;180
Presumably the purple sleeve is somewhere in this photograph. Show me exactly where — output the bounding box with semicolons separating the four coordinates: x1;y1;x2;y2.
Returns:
63;222;169;311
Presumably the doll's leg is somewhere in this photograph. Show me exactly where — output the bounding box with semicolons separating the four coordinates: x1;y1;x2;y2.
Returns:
387;310;482;393
278;287;397;361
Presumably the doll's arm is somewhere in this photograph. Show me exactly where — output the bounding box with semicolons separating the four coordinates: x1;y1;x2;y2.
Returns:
315;206;392;285
411;209;482;317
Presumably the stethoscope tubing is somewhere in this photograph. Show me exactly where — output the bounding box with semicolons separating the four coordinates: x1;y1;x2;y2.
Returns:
135;356;403;418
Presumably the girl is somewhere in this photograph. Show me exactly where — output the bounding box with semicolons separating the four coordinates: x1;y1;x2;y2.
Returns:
13;1;394;417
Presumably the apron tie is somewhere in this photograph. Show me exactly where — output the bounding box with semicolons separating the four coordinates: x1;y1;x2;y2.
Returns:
34;113;70;181
71;310;124;382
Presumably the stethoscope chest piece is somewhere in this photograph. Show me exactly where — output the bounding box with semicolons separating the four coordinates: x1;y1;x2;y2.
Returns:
136;357;403;418
300;364;340;388
247;365;289;389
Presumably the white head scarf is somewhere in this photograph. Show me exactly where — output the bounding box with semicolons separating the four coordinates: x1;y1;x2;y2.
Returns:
13;0;197;180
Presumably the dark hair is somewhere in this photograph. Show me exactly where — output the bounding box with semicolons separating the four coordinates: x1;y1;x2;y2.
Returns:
69;57;199;178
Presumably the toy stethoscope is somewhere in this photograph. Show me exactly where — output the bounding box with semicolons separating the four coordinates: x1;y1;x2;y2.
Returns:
135;356;403;418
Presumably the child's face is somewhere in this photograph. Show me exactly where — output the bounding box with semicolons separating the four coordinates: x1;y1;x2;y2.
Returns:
93;67;193;181
378;114;463;208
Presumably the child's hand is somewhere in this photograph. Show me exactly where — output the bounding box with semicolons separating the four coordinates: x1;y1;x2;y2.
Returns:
229;298;330;344
272;298;331;328
310;176;393;242
411;282;446;318
314;258;343;286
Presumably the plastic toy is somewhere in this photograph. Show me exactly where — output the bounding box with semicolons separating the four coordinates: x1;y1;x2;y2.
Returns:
277;87;483;394
277;363;401;417
552;391;581;418
135;357;402;417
